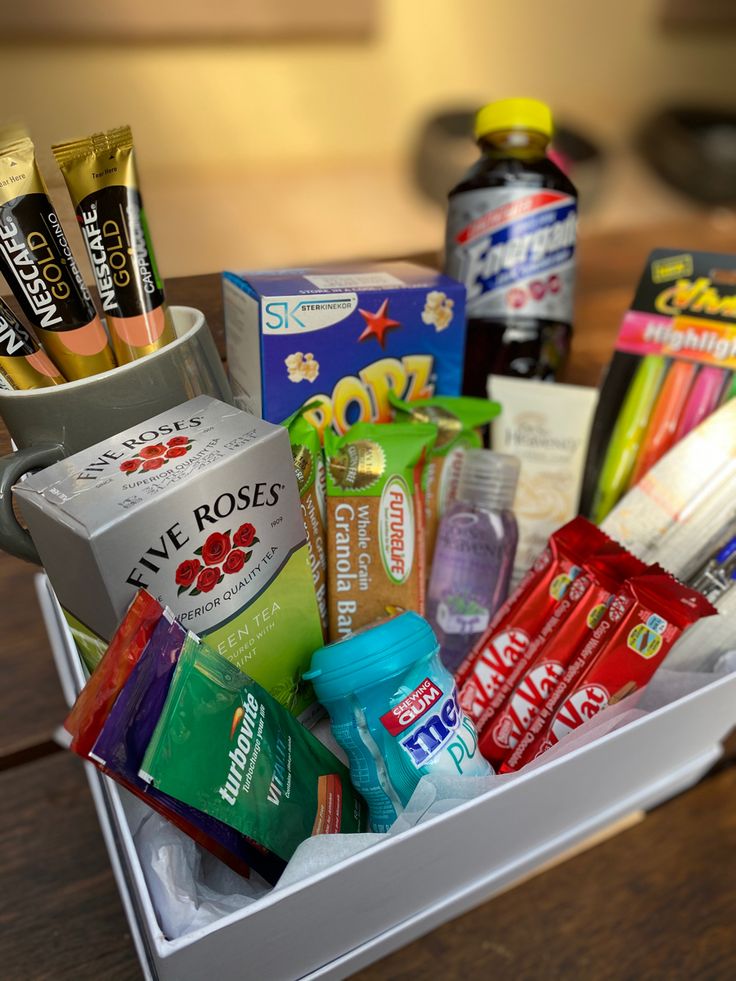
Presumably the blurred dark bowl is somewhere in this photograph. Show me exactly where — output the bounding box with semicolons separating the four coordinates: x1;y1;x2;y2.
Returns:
638;106;736;204
411;106;605;210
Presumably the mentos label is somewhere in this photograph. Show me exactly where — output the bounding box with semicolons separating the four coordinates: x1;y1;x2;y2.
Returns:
397;686;465;768
445;188;577;322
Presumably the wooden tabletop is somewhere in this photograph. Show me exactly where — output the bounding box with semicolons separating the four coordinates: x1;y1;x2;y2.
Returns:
1;222;736;980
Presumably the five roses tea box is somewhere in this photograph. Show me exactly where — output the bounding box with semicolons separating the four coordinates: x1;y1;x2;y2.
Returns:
222;262;467;435
14;396;323;721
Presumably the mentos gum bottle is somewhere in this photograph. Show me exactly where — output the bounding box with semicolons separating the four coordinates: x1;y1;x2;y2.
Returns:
305;612;491;832
445;98;578;395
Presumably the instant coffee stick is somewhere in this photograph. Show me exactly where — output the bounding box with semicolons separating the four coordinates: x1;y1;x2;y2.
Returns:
0;297;64;389
52;126;175;364
0;133;116;380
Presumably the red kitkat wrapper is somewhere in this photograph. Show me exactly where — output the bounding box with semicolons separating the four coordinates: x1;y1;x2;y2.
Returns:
64;589;163;757
478;549;648;768
456;517;613;726
500;572;716;773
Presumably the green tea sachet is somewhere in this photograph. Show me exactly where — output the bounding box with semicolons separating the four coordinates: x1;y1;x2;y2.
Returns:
389;393;500;563
140;635;367;864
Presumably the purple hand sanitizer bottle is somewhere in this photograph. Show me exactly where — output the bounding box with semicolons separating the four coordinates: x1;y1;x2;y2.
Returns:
427;448;519;673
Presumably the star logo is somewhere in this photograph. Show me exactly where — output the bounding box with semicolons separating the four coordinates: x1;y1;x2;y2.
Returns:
357;299;401;348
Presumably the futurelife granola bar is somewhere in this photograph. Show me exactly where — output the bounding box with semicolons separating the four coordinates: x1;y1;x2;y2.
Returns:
324;422;436;640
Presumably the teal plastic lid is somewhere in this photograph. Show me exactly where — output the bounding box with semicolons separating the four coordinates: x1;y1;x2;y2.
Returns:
305;612;439;703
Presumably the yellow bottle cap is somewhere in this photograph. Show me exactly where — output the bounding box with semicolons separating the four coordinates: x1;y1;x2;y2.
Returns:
474;97;553;141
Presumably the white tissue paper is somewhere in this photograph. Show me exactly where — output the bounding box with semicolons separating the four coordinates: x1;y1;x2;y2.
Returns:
133;661;735;941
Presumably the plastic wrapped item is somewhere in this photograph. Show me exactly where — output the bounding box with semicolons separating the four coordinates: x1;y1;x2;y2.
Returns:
500;572;715;771
140;635;368;863
64;589;163;757
477;549;647;768
88;613;283;882
601;397;736;581
323;421;436;640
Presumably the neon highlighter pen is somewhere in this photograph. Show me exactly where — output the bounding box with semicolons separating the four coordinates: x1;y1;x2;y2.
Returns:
628;359;697;488
720;370;736;404
673;365;728;442
591;354;667;524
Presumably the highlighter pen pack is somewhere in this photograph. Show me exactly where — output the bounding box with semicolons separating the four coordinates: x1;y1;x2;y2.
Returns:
581;249;736;523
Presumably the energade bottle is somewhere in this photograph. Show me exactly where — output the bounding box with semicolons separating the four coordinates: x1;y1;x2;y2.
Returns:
445;98;578;395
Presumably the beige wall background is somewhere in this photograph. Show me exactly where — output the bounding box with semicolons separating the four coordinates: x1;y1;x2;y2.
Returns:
1;0;734;275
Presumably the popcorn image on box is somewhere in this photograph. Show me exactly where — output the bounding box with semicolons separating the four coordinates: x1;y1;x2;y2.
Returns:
222;262;467;435
14;396;323;721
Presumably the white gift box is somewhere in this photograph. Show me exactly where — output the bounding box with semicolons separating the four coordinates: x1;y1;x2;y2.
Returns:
39;574;736;981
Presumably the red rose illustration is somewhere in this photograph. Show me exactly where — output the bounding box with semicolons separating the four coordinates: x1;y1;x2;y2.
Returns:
201;531;231;566
140;444;166;459
119;459;140;473
166;446;188;459
142;457;165;471
233;522;256;548
167;436;189;447
176;558;202;588
223;549;246;575
196;566;220;593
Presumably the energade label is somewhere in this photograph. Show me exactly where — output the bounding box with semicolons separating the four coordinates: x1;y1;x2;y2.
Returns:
445;187;577;324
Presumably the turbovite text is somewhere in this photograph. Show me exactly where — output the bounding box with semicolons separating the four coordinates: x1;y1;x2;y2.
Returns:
218;692;266;804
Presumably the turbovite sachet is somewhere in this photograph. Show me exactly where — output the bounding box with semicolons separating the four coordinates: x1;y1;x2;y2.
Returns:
222;261;466;433
15;395;323;721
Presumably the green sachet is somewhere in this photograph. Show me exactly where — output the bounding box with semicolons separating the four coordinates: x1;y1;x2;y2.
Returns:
140;635;367;863
283;406;328;639
389;393;501;565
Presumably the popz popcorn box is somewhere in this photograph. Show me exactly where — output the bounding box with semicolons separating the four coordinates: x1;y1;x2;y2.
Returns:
222;262;467;435
15;395;324;722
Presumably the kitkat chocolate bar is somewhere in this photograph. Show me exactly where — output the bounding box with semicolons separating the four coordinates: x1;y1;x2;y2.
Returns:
478;549;647;769
456;516;613;725
500;571;716;772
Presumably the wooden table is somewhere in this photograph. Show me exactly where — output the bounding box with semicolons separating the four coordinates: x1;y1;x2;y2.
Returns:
2;223;736;980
